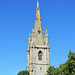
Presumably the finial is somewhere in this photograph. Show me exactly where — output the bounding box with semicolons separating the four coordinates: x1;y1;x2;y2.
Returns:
29;32;31;37
46;28;48;33
37;0;39;8
32;28;35;33
45;28;48;37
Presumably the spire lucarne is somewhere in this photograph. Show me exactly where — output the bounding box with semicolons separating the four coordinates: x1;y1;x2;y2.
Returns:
27;1;50;75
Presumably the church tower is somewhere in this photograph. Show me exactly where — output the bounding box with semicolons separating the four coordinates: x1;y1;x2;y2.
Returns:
27;0;50;75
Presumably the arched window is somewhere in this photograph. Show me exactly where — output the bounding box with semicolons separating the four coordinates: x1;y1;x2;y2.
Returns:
38;51;42;60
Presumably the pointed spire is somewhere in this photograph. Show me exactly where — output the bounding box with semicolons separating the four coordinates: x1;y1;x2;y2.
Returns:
45;28;48;37
29;32;31;37
36;0;40;17
32;28;35;33
34;0;42;31
46;28;48;33
32;28;35;37
28;32;31;43
37;0;39;8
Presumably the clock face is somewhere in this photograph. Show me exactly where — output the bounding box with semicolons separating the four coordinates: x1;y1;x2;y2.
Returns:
38;30;41;34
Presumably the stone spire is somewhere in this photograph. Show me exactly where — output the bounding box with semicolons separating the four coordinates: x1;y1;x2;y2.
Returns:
45;28;48;45
45;28;48;37
37;0;39;8
29;32;31;37
34;0;42;31
32;0;45;45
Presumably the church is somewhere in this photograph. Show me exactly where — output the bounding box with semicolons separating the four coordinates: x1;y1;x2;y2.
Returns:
26;0;50;75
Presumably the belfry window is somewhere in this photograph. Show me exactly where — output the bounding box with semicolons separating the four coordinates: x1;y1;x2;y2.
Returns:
38;51;42;60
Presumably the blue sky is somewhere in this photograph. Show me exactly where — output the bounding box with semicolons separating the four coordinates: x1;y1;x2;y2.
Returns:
0;0;75;75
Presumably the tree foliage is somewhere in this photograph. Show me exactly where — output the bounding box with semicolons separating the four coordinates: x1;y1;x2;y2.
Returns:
46;51;75;75
46;66;56;75
17;70;29;75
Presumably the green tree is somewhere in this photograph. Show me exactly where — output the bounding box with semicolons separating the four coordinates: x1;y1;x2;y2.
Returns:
56;62;70;75
46;66;56;75
68;51;75;74
17;70;29;75
46;51;75;75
